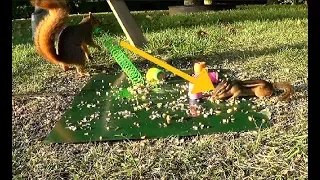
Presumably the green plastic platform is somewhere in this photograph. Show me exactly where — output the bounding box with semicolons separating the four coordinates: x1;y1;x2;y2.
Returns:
44;73;270;144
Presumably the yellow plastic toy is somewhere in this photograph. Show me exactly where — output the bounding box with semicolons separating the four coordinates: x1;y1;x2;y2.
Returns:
193;62;206;75
146;68;165;85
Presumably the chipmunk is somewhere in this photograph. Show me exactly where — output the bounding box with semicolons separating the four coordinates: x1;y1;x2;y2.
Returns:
30;0;101;77
210;79;294;102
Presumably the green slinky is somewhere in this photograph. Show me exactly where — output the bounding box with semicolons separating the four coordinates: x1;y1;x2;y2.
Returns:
94;28;144;85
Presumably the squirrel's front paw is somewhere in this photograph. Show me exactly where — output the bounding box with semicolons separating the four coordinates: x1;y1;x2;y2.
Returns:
79;72;90;77
88;55;94;61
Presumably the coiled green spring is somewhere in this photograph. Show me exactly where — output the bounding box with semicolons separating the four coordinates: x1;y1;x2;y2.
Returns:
94;28;144;85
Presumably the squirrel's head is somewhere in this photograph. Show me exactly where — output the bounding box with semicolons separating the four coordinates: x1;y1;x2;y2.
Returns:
82;12;101;28
89;12;101;27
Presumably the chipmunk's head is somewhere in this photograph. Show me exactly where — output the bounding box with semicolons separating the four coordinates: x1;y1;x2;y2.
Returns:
211;80;228;99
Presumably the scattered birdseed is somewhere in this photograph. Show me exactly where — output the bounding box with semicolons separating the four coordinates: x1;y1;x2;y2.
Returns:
66;126;77;131
222;119;228;124
166;115;172;124
157;103;162;108
133;122;140;127
162;113;167;118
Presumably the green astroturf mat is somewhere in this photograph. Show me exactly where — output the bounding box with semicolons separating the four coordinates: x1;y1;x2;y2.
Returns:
43;72;271;144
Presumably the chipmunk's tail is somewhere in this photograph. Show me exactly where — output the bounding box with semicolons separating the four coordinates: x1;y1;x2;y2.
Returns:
273;82;294;101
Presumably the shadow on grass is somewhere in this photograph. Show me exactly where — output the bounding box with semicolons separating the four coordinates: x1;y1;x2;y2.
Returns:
93;5;307;36
131;6;307;34
12;5;307;46
167;42;306;64
13;41;305;95
13;41;304;88
89;42;306;74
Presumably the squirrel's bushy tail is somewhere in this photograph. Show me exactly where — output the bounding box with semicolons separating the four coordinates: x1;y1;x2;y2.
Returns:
273;82;294;101
30;0;69;65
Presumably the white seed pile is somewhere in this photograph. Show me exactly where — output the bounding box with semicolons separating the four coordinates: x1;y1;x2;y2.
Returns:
65;111;100;132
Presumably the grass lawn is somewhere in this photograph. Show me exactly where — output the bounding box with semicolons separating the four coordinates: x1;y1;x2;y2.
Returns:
12;5;308;179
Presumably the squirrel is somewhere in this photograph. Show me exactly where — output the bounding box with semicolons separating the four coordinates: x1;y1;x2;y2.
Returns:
30;0;102;77
210;79;294;102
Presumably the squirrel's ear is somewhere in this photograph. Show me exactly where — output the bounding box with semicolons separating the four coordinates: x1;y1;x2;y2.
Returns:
89;12;92;18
